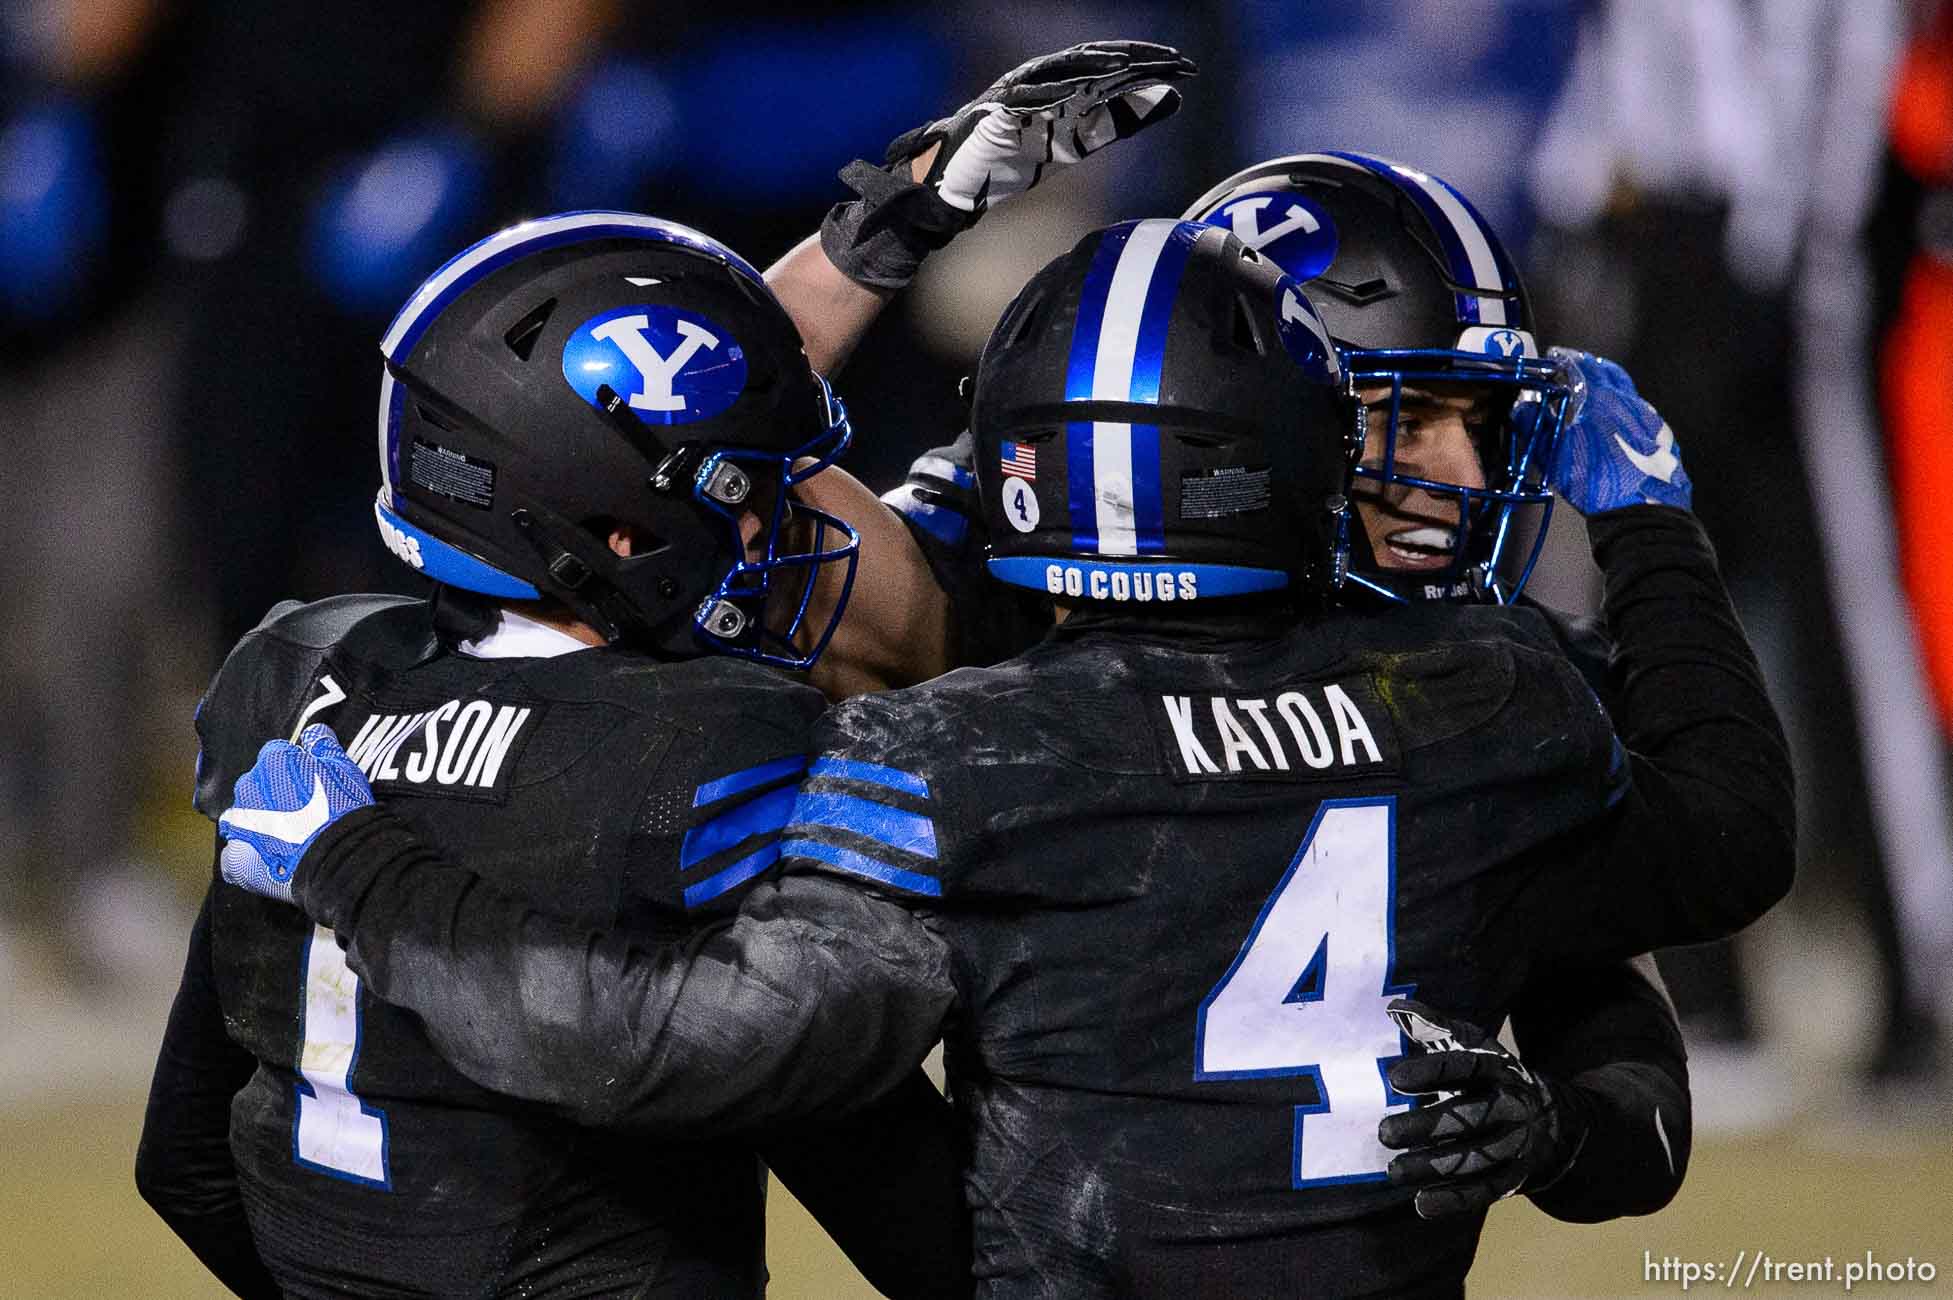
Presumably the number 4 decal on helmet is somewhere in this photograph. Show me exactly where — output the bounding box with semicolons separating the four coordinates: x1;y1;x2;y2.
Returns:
1194;796;1416;1187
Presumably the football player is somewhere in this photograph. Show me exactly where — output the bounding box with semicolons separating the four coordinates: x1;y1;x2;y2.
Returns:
789;145;1703;1225
136;43;1198;1299
134;214;945;1299
222;222;1791;1295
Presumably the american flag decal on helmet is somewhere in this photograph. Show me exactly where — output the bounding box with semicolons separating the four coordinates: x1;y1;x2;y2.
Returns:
1000;440;1038;481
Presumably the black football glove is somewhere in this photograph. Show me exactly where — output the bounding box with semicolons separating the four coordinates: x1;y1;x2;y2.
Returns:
820;40;1197;288
1377;998;1590;1219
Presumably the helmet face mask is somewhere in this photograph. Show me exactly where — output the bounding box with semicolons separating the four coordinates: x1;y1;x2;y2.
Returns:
685;382;860;667
1342;353;1572;603
1184;153;1573;604
374;212;859;669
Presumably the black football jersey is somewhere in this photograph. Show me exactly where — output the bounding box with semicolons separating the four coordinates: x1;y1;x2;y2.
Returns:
774;547;1785;1297
190;593;824;1297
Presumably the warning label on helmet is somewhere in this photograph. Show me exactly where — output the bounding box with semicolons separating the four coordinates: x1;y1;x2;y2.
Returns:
411;439;496;510
1180;466;1272;519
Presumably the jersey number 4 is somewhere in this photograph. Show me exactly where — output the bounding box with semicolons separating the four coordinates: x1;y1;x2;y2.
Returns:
1194;797;1413;1188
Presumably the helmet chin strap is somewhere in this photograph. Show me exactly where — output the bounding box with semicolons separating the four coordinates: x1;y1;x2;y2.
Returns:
507;507;676;650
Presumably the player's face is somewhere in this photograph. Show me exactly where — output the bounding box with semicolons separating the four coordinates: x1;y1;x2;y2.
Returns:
1350;382;1497;571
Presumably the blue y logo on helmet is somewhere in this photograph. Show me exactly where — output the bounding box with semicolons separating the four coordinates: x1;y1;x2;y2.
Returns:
1200;191;1339;281
561;305;747;424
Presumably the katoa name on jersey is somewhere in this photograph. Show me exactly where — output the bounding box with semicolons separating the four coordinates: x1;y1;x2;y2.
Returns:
1159;685;1386;778
343;700;534;791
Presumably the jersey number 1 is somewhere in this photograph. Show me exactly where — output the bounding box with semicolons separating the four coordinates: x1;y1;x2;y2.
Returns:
294;922;390;1185
1195;797;1412;1187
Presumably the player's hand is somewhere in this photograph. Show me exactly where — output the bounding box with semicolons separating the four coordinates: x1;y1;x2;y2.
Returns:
1543;348;1692;515
1377;998;1586;1219
218;725;374;904
888;40;1196;218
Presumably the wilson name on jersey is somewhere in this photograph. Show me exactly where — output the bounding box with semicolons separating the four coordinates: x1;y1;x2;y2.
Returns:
341;697;537;799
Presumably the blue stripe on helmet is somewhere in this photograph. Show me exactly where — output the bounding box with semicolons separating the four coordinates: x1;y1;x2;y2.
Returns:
382;212;767;364
1130;423;1165;555
1320;152;1509;327
1063;223;1133;551
1126;224;1198;554
373;496;539;599
1066;420;1099;552
1127;223;1196;404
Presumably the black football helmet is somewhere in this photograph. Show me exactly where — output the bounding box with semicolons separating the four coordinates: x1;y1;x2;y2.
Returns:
1183;152;1572;604
375;212;857;667
973;218;1355;603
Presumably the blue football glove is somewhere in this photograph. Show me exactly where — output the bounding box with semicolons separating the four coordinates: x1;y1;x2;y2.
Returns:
1545;348;1692;514
218;724;374;904
1378;998;1587;1219
307;125;489;315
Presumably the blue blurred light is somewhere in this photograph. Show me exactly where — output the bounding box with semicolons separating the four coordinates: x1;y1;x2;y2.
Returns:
0;98;107;319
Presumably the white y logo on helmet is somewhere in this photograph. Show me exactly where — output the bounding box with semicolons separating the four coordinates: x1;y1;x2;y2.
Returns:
590;315;721;412
1221;197;1321;250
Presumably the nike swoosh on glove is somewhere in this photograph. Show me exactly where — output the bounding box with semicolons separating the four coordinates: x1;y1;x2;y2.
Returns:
218;724;375;904
890;39;1197;215
1377;997;1588;1219
1544;348;1692;514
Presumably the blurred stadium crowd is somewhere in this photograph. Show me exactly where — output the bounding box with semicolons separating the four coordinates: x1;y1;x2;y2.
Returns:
2;0;1950;1176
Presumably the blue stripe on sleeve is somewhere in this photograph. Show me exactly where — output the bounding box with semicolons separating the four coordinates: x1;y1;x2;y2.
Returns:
789;790;938;859
691;754;808;807
680;783;798;869
884;488;969;551
806;757;931;798
909;454;975;489
779;838;942;898
682;842;783;909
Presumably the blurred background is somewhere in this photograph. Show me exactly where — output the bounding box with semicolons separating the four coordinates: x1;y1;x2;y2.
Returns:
2;0;1949;1294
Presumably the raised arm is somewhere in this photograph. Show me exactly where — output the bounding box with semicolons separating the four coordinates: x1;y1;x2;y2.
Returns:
1523;353;1796;957
765;40;1195;375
